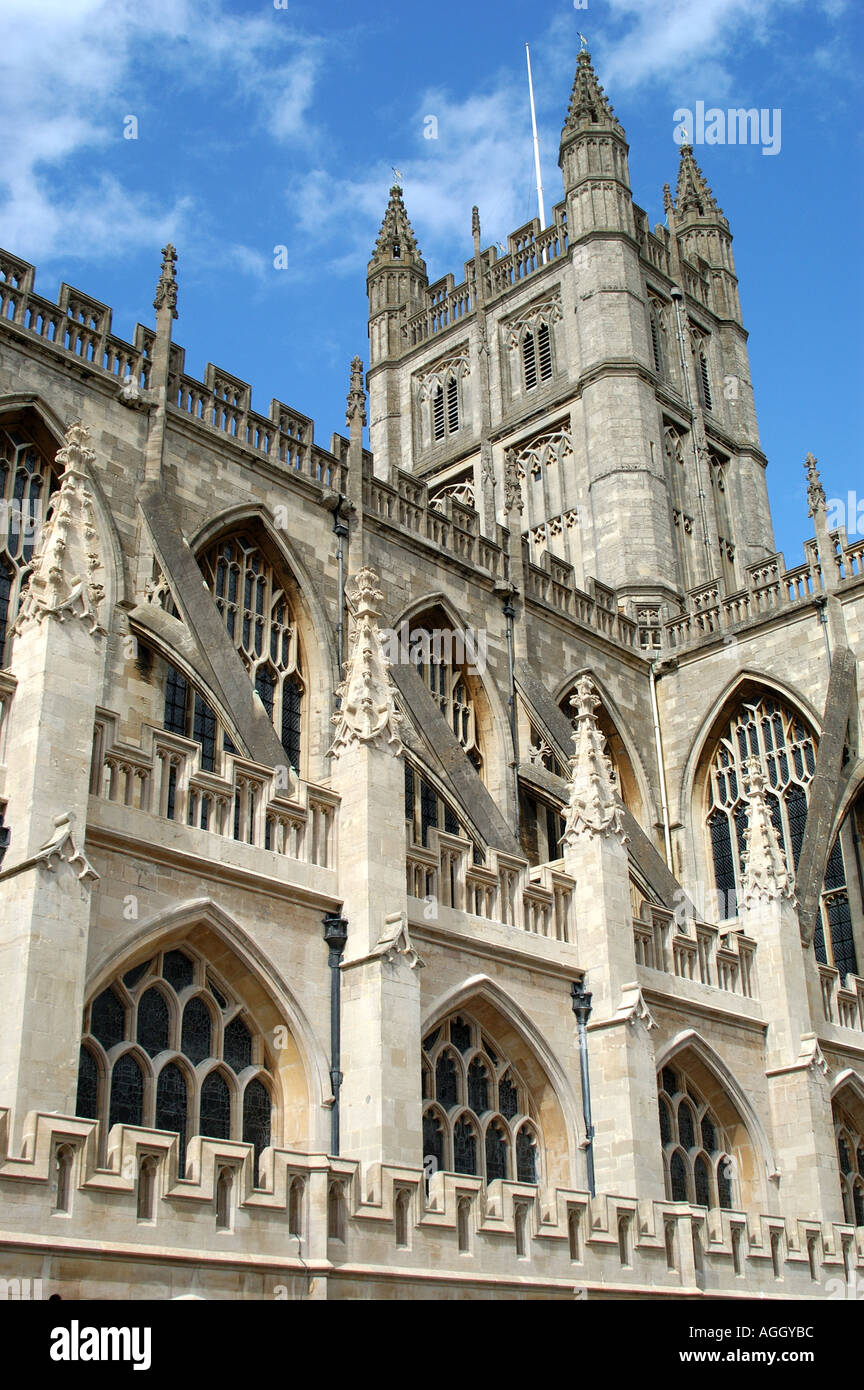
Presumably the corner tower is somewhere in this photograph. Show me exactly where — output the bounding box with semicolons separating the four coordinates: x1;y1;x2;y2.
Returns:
367;185;428;474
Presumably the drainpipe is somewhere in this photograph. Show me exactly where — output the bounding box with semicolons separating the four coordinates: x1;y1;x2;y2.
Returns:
570;981;595;1197
322;913;348;1155
499;584;521;841
670;286;713;577
649;659;674;871
814;594;833;664
331;496;349;689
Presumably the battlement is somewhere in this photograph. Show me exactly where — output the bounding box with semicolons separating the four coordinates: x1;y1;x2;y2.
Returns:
0;247;347;495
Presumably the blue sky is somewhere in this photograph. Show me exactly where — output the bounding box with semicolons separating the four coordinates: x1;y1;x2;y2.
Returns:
1;0;861;565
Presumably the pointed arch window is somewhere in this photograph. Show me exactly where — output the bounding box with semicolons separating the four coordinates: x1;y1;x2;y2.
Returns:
197;533;305;770
407;609;483;774
0;424;61;667
421;1014;543;1186
522;322;553;391
691;330;713;411
703;692;858;976
647;294;668;378
75;945;277;1181
833;1098;864;1228
658;1066;734;1210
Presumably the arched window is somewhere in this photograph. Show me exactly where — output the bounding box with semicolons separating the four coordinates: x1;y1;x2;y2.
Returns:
198;533;305;770
647;294;667;378
395;1188;411;1248
0;423;61;666
691;329;713;411
658;1065;734;1210
327;1181;346;1241
216;1166;233;1230
521;322;553;391
54;1145;74;1214
407;607;483;775
833;1097;864;1228
421;1014;543;1187
703;692;858;975
75;945;278;1170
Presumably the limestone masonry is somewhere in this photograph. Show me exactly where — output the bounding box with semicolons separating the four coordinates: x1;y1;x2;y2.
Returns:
0;51;862;1301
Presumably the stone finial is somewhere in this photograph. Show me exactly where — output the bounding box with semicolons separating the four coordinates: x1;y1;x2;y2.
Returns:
153;243;178;319
471;205;481;239
673;145;726;223
562;675;627;846
503;449;524;515
346;355;367;428
740;756;796;908
662;182;675;220
14;421;106;639
561;50;622;138
369;186;426;275
329;566;402;757
804;453;826;519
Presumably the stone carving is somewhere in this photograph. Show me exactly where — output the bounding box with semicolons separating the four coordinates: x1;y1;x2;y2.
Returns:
32;813;99;884
562;676;627;846
804;453;826;519
796;1033;829;1079
616;983;658;1032
153;243;178;319
505;291;563;349
740;756;796;908
346;355;367;428
374;910;425;970
329;567;402;757
14;421;106;639
503;448;524;515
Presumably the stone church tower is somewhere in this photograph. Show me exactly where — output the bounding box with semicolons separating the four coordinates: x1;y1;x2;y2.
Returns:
0;51;862;1300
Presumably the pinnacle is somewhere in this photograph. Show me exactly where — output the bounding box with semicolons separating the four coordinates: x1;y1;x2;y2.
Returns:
561;50;623;139
672;144;726;223
153;242;178;320
368;185;426;275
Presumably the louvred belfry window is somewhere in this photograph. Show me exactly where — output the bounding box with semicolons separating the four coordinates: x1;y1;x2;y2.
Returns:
198;534;304;770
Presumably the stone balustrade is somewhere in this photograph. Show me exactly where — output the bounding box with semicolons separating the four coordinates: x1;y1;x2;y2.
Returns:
819;963;864;1032
634;904;756;1000
406;828;574;942
91;716;338;869
364;470;507;578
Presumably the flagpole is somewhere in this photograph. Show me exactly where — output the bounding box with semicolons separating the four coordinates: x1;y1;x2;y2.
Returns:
525;43;546;229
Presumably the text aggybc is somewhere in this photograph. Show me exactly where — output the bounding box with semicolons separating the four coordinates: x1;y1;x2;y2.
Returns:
690;1327;814;1340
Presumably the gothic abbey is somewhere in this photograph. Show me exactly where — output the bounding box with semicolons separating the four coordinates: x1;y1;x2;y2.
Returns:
0;51;862;1300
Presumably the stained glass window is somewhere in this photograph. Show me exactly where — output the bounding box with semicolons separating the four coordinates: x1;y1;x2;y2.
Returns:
91;988;125;1049
694;1154;711;1207
224;1015;253;1072
181;997;212;1065
123;961;152;990
75;1046;99;1120
243;1079;272;1183
162;950;194;992
678;1101;695;1149
200;1071;231;1140
155;1063;188;1166
137;988;170;1057
421;1013;542;1187
163;665;188;736
109;1053;144;1130
670;1149;688;1202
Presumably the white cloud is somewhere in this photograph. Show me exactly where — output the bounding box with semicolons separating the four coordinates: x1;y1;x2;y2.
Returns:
0;0;323;265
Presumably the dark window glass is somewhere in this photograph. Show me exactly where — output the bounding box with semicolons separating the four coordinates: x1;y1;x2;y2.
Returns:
709;811;736;900
109;1053;144;1130
453;1117;477;1175
839;1136;852;1176
694;1154;711;1207
423;1110;445;1176
404;762;415;822
522;331;538;390
0;556;14;667
155;1063;188;1166
419;778;437;847
700;1114;717;1152
200;1071;231;1139
224;1015;253;1072
181;997;212;1065
123;961;151;990
433;387;445;441
446;377;459;433
163;665;188;736
538;322;552;380
137;988;170;1057
499;1072;519;1120
243;1079;272;1183
208;977;228;1009
659;1098;671;1145
75;1046;99;1120
678;1101;696;1149
450;1016;472;1054
670;1149;688;1201
467;1059;489;1114
661;1067;679;1098
854;1184;864;1228
162;950;194;992
786;785;808;868
281;674;302;770
717;1157;733;1210
485;1122;508;1182
91;988;125;1049
422;1028;440;1053
516;1127;537;1183
443;803;459;835
826;894;858;980
193;694;217;772
435;1052;459;1108
255;665;275;720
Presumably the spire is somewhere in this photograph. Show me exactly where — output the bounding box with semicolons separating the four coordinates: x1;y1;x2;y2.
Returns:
346;355;366;428
804;453;826;519
672;145;726;224
740;756;796;908
562;676;627;847
368;185;426;275
153;243;178;319
561;50;623;138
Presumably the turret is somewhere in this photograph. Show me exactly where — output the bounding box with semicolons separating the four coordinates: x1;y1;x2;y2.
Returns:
558;50;634;239
667;145;741;323
366;184;428;366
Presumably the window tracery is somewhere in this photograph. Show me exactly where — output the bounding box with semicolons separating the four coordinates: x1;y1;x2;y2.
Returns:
658;1065;734;1210
834;1098;864;1227
421;1014;541;1184
0;424;60;665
